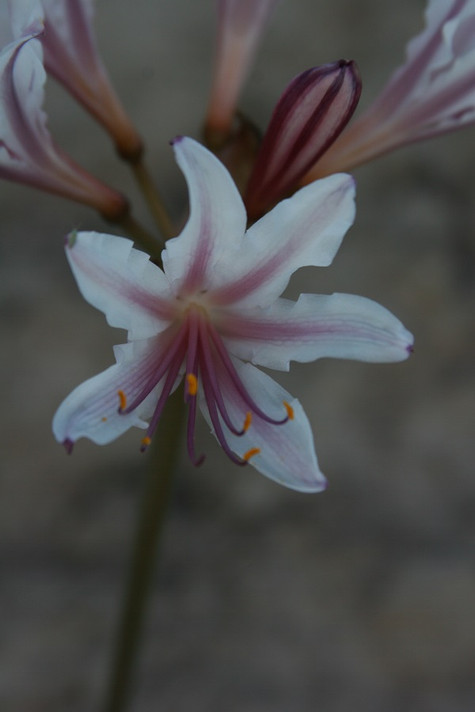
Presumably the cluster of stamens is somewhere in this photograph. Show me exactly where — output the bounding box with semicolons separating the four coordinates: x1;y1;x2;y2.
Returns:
116;304;293;466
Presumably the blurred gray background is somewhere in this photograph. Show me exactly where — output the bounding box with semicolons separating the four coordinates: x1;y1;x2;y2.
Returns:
1;1;474;710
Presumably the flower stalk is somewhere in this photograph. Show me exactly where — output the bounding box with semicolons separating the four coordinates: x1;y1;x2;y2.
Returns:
102;391;185;712
130;159;175;241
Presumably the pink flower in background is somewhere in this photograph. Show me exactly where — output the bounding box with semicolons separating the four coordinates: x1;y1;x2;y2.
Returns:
9;0;142;160
0;22;126;218
244;61;361;221
53;138;413;492
205;0;278;144
308;0;475;178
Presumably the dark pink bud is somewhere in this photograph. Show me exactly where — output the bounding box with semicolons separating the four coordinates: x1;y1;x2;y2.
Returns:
244;60;361;220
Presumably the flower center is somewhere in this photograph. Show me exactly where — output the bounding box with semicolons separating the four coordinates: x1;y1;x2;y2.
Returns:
117;303;293;466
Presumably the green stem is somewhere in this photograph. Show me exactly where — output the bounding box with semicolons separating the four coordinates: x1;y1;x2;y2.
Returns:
102;392;185;712
131;160;175;240
113;212;164;261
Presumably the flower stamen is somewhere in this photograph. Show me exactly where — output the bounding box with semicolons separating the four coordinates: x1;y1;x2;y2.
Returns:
117;389;127;412
140;435;152;452
243;447;261;462
243;411;252;432
186;373;198;396
283;401;294;420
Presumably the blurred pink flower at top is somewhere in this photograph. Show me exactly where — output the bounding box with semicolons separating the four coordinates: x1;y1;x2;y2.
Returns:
0;23;127;219
9;0;142;161
205;0;278;144
308;0;475;178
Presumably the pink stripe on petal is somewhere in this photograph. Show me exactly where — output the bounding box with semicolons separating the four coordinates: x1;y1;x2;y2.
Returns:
163;138;247;293
212;173;355;307
66;232;175;338
219;293;414;371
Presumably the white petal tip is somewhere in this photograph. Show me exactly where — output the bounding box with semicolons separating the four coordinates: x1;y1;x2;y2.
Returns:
293;475;328;494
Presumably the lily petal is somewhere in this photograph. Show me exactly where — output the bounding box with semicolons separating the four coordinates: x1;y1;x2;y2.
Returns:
163;137;247;294
201;358;326;492
53;339;170;447
221;293;414;370
212;173;355;308
65;231;175;339
245;61;361;220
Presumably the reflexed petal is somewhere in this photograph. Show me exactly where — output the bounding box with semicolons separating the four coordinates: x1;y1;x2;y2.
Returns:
200;358;326;492
163;137;247;293
245;61;361;220
65;231;175;339
53;339;168;447
221;293;414;370
205;0;278;140
311;0;475;176
212;173;355;307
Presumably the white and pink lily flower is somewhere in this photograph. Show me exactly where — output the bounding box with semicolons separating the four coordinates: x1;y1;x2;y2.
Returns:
53;137;413;492
205;0;278;144
0;20;127;218
9;0;142;160
309;0;475;177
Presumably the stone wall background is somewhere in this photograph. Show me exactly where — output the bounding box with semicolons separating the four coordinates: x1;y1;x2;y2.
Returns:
1;1;474;710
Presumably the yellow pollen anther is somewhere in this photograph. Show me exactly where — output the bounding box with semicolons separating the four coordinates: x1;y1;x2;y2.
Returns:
186;373;198;396
243;447;261;462
243;411;252;432
101;417;107;422
141;436;152;448
283;401;294;420
118;389;127;410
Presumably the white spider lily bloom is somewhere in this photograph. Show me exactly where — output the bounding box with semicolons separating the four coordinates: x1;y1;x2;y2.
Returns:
310;0;475;177
0;21;127;218
9;0;142;160
53;138;413;492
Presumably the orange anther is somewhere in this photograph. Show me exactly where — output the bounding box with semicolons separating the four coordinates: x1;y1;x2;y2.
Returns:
243;411;252;432
101;417;108;422
243;447;261;462
186;373;198;396
141;436;152;449
118;389;127;411
283;401;294;420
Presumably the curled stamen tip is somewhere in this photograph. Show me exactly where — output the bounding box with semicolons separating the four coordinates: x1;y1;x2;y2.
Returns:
117;389;127;412
140;435;152;452
243;447;261;463
63;438;74;455
243;411;252;433
186;373;198;396
193;454;206;467
283;401;294;421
